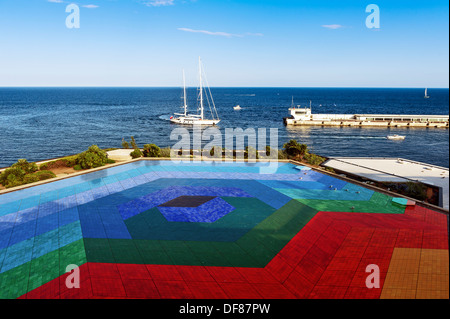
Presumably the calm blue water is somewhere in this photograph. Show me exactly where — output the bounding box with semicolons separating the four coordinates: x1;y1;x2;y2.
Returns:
0;87;448;168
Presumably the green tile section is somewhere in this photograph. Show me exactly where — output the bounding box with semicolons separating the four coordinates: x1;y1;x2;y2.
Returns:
84;238;114;263
235;200;318;267
124;197;276;242
295;192;405;214
0;239;86;299
83;200;318;268
0;263;30;299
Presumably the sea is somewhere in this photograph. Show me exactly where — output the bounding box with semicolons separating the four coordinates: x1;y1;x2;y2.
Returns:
0;87;448;168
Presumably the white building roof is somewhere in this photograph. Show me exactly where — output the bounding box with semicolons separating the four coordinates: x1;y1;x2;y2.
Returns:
323;157;449;210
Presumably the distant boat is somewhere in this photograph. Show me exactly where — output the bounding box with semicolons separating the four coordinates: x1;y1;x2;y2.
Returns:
233;105;242;110
387;134;406;140
424;88;430;99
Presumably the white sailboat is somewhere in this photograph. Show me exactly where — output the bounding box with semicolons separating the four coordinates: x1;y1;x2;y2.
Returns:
424;88;430;99
170;57;220;126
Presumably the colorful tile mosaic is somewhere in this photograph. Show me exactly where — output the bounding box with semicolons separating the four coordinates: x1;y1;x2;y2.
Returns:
0;160;448;299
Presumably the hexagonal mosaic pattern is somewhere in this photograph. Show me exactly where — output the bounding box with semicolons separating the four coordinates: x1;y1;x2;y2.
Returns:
0;160;448;299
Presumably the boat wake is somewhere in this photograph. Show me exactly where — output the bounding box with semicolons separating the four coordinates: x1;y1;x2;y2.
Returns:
320;136;388;140
159;115;172;121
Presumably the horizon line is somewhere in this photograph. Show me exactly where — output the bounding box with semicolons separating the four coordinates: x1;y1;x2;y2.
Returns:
0;86;449;89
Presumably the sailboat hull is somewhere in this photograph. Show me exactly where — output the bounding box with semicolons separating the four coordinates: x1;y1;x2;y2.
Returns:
170;117;220;125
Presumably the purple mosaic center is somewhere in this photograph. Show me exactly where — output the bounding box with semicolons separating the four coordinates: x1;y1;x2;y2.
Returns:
159;195;217;208
157;197;235;223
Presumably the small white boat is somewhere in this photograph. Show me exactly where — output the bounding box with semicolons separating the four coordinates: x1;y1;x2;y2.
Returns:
387;134;406;140
233;105;242;110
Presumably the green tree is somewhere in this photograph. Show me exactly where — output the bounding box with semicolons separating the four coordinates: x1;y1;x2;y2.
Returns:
283;140;308;159
130;136;138;150
121;138;130;149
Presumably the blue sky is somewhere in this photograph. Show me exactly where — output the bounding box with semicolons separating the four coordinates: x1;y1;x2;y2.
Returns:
0;0;448;87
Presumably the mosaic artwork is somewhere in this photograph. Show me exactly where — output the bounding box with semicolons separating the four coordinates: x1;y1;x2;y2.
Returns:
0;160;448;299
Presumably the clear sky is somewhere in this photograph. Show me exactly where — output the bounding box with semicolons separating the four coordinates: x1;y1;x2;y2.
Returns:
0;0;448;87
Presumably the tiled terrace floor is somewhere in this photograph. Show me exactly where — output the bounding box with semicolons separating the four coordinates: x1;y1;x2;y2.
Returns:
0;160;448;299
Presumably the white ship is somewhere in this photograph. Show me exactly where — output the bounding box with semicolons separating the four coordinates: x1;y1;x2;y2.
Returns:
170;57;220;126
284;99;448;128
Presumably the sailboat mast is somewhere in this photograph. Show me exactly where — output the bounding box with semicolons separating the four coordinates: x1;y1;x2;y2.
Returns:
199;57;204;120
183;69;187;116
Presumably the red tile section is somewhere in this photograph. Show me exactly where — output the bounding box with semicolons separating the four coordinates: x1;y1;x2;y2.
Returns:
20;205;448;299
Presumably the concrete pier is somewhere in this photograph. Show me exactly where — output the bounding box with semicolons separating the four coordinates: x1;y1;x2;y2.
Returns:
284;108;449;128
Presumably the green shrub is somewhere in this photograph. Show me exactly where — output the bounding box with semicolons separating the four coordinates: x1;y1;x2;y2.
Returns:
0;166;26;188
76;145;109;169
405;182;428;201
23;174;39;184
32;170;56;181
39;155;78;171
160;147;171;158
277;149;288;160
244;146;259;159
61;155;78;167
73;164;83;170
143;144;161;158
12;159;38;174
262;146;278;159
0;161;56;188
130;149;143;159
324;167;335;173
106;159;116;164
304;153;326;166
21;171;56;184
0;159;39;188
